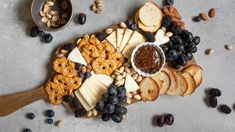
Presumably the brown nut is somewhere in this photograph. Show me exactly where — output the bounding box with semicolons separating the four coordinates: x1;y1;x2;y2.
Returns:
208;8;216;18
200;13;209;21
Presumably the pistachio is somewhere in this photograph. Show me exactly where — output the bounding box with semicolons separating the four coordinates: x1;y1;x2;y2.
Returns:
126;98;132;104
132;73;138;80
40;11;45;17
122;72;127;78
120;21;127;28
90;4;97;12
131;91;137;96
56;120;64;127
119;66;125;73
136;75;143;82
47;20;52;27
115;75;123;80
224;44;233;50
124;67;131;73
52;15;59;22
87;111;92;117
41;17;49;23
125;92;132;98
133;94;141;100
46;1;54;6
205;49;214;55
165;32;173;37
92;108;98;116
105;28;113;34
161;27;166;32
122;114;128;120
46;13;52;19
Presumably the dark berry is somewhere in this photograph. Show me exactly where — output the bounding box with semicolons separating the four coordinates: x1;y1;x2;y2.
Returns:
46;110;55;117
192;36;200;45
172;61;181;69
126;19;134;27
186;32;193;42
160;44;169;53
191;47;197;53
171;35;182;45
220;105;231;114
63;95;73;102
102;93;110;103
177;54;187;66
169;21;177;32
162;15;172;28
157;116;165;127
30;26;39;37
115;106;127;115
42;34;53;43
176;44;184;52
166;41;173;47
180;30;189;41
192;16;202;22
79;72;85;78
164;114;174;125
168;49;178;60
111;114;122;123
75;63;83;72
166;55;174;62
84;72;91;79
185;52;193;61
117;96;127;105
62;43;76;51
172;25;183;35
27;113;35;120
105;104;115;114
144;32;155;42
101;113;110;121
77;13;86;25
109;96;119;105
130;23;137;30
23;128;32;132
164;0;174;6
96;32;107;41
72;97;81;109
46;118;53;124
117;86;126;97
108;85;118;95
208;97;217;108
37;30;44;37
74;108;86;117
208;88;221;97
96;100;105;112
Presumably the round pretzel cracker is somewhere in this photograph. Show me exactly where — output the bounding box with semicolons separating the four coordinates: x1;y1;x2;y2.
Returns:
108;52;125;68
53;57;77;77
92;58;117;75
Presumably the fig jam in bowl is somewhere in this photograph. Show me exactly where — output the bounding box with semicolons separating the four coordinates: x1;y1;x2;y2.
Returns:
131;42;165;77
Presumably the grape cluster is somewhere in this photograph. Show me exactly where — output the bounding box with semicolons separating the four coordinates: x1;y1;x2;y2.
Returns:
96;84;127;123
160;15;201;69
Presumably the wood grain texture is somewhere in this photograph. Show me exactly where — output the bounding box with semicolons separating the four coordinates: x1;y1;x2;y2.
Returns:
0;86;46;117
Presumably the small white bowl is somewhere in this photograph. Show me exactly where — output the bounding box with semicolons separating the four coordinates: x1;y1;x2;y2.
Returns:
131;42;166;77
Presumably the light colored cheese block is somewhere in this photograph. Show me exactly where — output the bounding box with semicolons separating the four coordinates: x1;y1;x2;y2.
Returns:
74;90;92;111
125;74;139;93
92;79;108;93
139;2;163;27
94;74;114;87
116;28;125;50
79;84;97;109
119;28;133;52
122;31;146;58
155;29;170;45
67;47;87;65
106;30;117;49
85;81;101;100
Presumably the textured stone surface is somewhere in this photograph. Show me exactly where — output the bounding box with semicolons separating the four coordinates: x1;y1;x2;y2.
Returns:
0;0;235;132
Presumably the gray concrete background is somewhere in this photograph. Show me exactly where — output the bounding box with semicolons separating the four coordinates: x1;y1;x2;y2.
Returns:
0;0;235;132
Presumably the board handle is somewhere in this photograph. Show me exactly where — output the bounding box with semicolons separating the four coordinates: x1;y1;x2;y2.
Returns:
0;86;47;117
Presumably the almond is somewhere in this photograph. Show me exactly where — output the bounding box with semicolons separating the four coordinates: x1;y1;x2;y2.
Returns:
199;13;209;21
208;8;216;18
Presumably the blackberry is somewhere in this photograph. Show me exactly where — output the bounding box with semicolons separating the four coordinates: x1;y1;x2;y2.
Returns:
62;43;76;51
220;105;231;114
30;26;39;37
63;95;73;102
75;63;83;71
144;32;155;42
46;110;55;117
27;113;35;120
209;88;221;97
126;19;134;27
23;128;32;132
101;113;110;121
162;15;172;28
208;97;217;108
156;116;165;127
164;0;174;6
130;23;137;30
46;119;53;124
37;30;44;37
74;108;86;117
42;33;53;43
192;16;202;22
71;97;81;109
172;25;183;35
164;114;174;125
96;32;107;41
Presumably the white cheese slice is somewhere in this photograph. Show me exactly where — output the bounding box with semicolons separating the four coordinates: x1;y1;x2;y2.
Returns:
89;79;108;99
74;90;92;111
119;28;133;52
106;30;117;49
125;74;139;93
94;74;114;87
116;28;125;51
85;81;101;101
122;31;146;58
67;47;87;65
155;29;170;45
79;84;97;109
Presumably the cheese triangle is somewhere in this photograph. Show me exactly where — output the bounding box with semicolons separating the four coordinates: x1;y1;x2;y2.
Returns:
155;29;170;45
125;74;139;93
119;28;133;52
106;30;117;49
67;47;87;65
122;31;146;58
116;28;125;51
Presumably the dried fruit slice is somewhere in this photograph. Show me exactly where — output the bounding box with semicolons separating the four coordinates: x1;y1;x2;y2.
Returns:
139;77;159;102
183;65;203;87
162;68;178;95
181;72;196;96
139;2;163;27
151;71;171;94
167;73;188;96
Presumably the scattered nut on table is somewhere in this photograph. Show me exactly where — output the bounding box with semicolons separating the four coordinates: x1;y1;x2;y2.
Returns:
224;44;233;50
205;49;214;55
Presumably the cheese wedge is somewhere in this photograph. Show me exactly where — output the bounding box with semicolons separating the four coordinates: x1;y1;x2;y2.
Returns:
67;47;87;65
85;81;101;100
122;31;146;58
119;28;133;52
74;90;92;111
116;28;125;50
79;84;97;108
106;31;117;49
125;74;139;93
155;29;170;45
92;78;109;92
94;74;114;87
